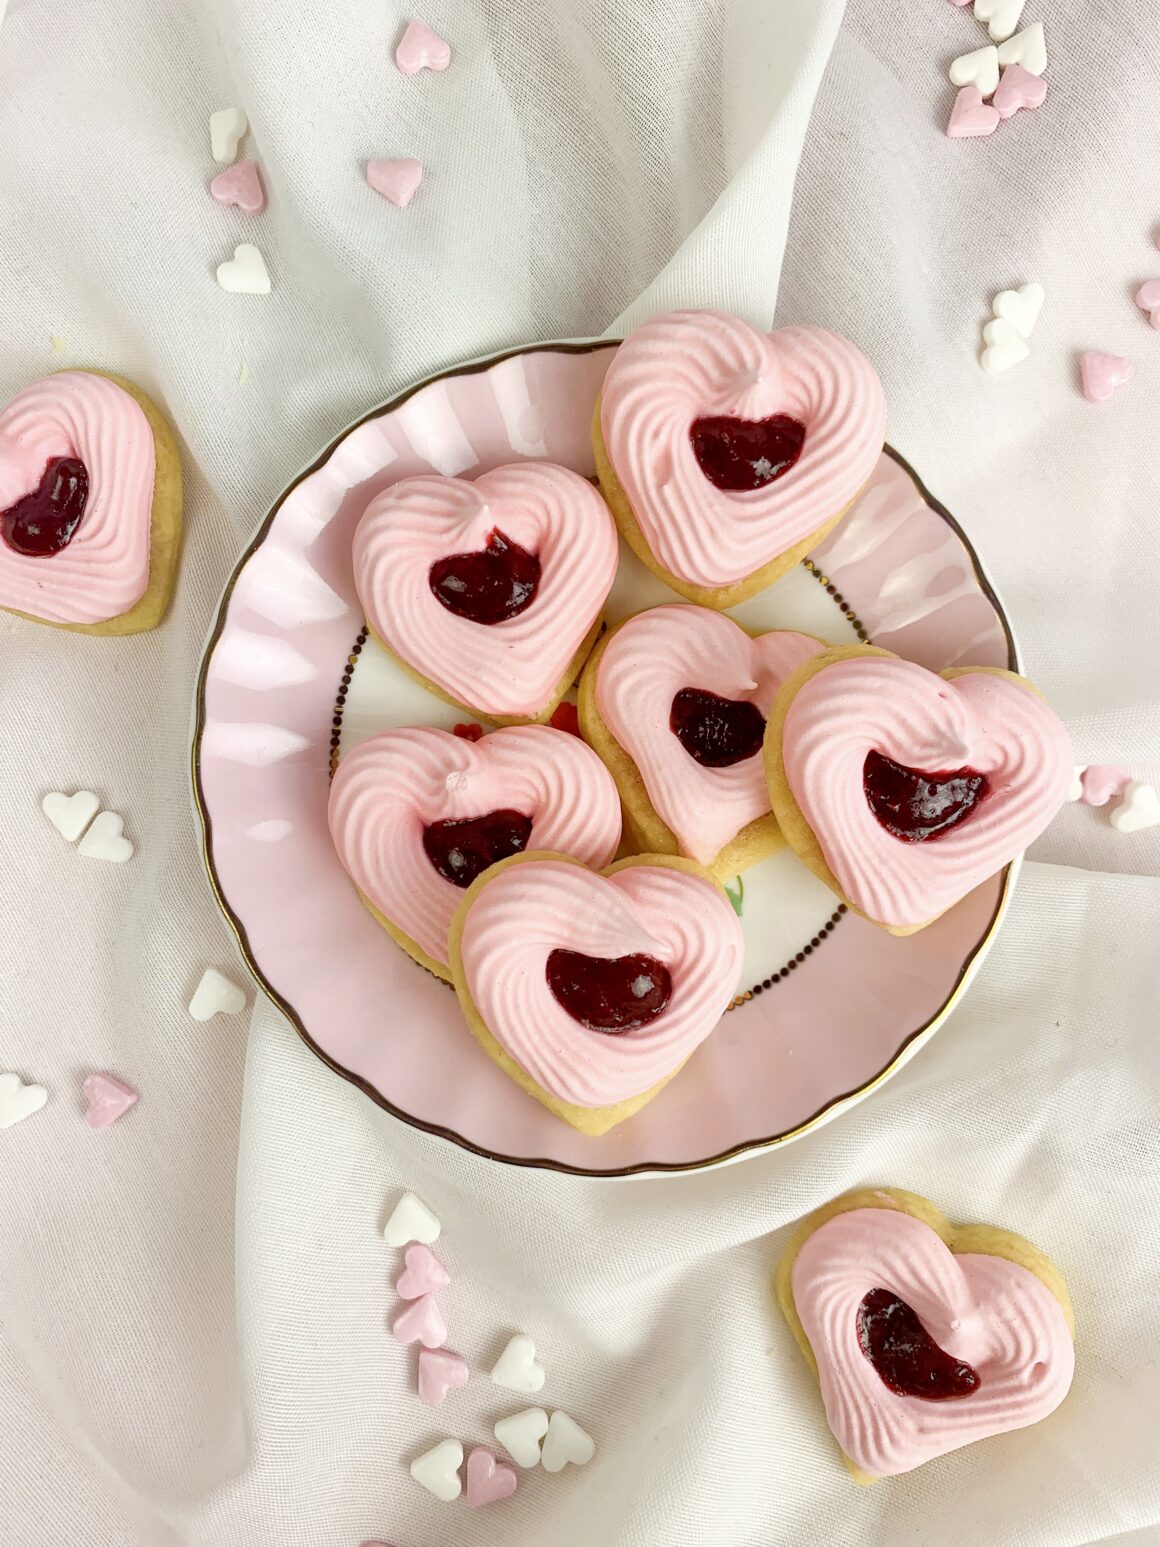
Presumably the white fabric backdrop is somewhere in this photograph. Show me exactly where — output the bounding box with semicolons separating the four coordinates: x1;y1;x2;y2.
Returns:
1;2;1158;1544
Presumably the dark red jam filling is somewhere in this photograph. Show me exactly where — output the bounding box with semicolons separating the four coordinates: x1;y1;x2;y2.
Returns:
546;949;672;1033
428;529;541;625
863;750;989;842
670;687;765;768
421;809;533;888
856;1288;981;1400
689;414;806;492
452;722;484;742
0;456;89;556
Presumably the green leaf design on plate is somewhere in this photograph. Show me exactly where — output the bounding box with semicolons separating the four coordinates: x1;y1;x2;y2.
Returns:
724;876;744;917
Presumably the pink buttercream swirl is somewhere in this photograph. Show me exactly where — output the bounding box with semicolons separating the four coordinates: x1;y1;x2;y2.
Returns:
595;605;823;864
599;311;886;588
0;372;155;624
328;726;622;969
791;1208;1074;1478
781;658;1073;927
353;462;618;718
457;858;743;1107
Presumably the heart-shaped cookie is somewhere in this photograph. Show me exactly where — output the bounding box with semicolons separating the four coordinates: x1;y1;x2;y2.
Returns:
581;604;823;875
775;1188;1074;1481
766;645;1073;932
594;310;886;606
353;462;618;722
449;851;744;1135
329;725;622;979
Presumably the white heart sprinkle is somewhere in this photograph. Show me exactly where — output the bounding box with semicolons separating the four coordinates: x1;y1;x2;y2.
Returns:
979;317;1030;375
188;968;248;1021
949;45;1000;97
997;22;1046;76
216;243;271;295
1066;765;1085;802
973;0;1025;43
76;810;134;863
0;1072;49;1130
1110;781;1160;833
410;1438;463;1501
490;1333;546;1394
494;1407;550;1469
41;789;99;842
383;1189;441;1247
210;106;248;164
540;1410;596;1473
992;282;1044;340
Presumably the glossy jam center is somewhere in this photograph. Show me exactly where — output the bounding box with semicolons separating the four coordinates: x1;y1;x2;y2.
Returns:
689;414;806;492
670;687;766;769
421;809;533;888
546;949;672;1033
0;456;90;556
428;529;541;625
863;750;989;842
857;1288;981;1400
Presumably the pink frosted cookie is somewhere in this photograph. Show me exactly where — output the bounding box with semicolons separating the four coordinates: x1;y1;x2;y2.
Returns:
593;309;886;608
775;1188;1075;1483
0;371;182;633
328;725;622;979
765;644;1073;933
353;462;618;723
448;852;744;1135
579;604;824;877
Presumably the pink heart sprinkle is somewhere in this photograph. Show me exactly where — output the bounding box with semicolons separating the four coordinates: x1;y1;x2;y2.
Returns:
946;87;1000;140
395;19;451;75
83;1072;138;1130
1134;280;1160;330
366;157;423;209
1080;764;1132;807
391;1291;447;1348
1079;351;1133;404
466;1447;518;1507
418;1346;469;1406
397;1242;450;1299
209;159;267;215
992;64;1047;121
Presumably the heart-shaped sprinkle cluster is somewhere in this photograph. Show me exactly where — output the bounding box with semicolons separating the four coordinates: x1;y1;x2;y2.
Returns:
206;108;273;296
945;11;1047;140
979;283;1043;375
1068;763;1160;831
41;787;134;861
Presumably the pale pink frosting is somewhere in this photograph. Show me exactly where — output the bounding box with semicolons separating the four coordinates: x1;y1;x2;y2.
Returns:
0;372;156;624
328;726;622;968
791;1208;1074;1478
458;858;743;1107
599;311;886;588
781;659;1073;927
595;605;823;864
353;462;618;718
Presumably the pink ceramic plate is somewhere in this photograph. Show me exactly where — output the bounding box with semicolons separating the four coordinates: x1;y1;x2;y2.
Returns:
193;341;1016;1176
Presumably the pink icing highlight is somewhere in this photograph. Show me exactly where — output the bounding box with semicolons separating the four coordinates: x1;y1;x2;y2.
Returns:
791;1208;1074;1478
0;372;155;624
596;605;823;864
599;312;885;588
328;726;621;969
457;858;743;1108
353;463;617;718
781;658;1072;927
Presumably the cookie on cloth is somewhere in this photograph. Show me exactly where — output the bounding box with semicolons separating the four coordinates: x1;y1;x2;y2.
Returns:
352;461;618;724
774;1187;1075;1483
448;851;743;1135
578;603;824;878
0;370;182;633
593;309;885;609
764;643;1073;934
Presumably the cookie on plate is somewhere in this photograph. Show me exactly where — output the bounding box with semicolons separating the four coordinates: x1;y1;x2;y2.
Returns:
448;851;744;1135
774;1187;1075;1483
593;309;885;609
352;461;618;725
0;370;182;633
764;643;1073;934
578;603;824;878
